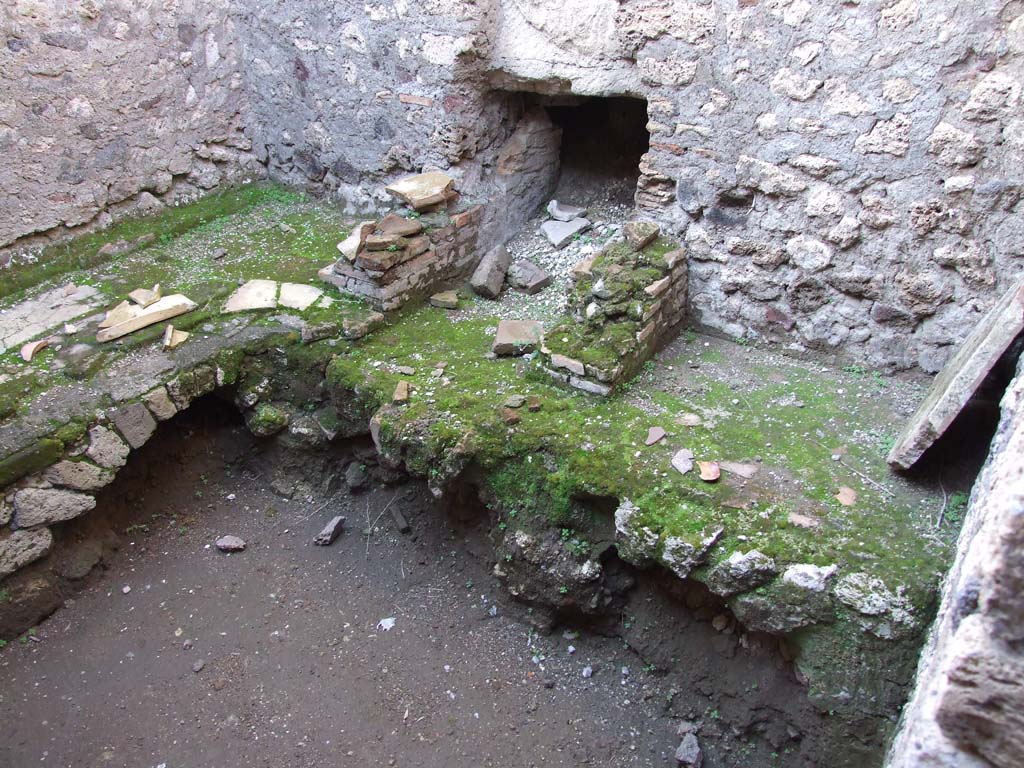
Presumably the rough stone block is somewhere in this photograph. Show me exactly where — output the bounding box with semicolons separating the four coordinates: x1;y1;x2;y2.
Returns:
13;487;96;528
493;320;543;356
143;386;178;421
43;460;114;492
0;528;53;578
470;244;512;299
429;290;459;309
508;260;552;295
624;220;660;251
547;200;587;222
85;426;130;469
112;402;157;449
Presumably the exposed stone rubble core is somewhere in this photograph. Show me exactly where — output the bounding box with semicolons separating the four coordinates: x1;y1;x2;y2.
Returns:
887;356;1024;768
320;175;483;311
541;224;688;395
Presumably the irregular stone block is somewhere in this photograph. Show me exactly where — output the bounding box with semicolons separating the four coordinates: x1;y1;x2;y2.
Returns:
385;171;454;210
470;244;511;299
0;439;64;489
508;260;552;295
377;213;423;237
85;426;130;469
0;528;54;578
314;516;346;546
624;220;660;251
549;353;585;376
336;221;376;262
888;279;1024;469
112;402;157;449
43;460;114;491
492;319;543;356
13;487;96;528
547;200;587;222
429;290;459;309
143;386;178;421
540;217;591;249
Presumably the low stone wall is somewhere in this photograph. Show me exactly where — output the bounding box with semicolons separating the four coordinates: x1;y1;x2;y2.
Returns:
886;355;1024;768
320;202;484;311
540;225;687;395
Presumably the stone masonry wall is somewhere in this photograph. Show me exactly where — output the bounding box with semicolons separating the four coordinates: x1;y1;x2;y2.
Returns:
885;356;1024;768
0;0;260;264
237;0;1024;374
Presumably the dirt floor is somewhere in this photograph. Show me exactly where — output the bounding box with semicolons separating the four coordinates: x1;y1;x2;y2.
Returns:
0;399;826;768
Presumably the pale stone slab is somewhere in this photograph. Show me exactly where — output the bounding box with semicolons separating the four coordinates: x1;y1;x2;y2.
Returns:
429;290;459;309
336;221;376;262
278;283;323;310
540;217;591;249
223;280;278;313
128;283;161;308
547;200;587;222
162;324;190;349
492;319;543;356
0;284;101;354
888;279;1024;469
96;294;198;342
385;171;454;210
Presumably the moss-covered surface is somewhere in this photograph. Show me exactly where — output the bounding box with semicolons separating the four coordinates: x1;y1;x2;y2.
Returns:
1;186;965;761
0;182;377;433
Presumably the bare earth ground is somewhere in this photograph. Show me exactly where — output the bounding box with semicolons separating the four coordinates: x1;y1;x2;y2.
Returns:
0;403;717;768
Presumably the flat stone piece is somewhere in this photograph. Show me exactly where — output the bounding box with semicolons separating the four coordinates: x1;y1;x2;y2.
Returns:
20;339;50;362
0;528;53;578
698;461;721;482
645;426;666;446
215;535;246;552
13;487;96;528
96;294;198;342
224;280;278;313
364;232;405;252
624;220;660;251
470;244;512;299
504;395;527;409
549;353;585;376
378;213;424;237
314;515;346;546
540;217;591;249
161;324;190;350
492;319;543;356
429;290;459;309
393;380;410;404
85;425;130;469
336;221;376;262
385;171;454;211
720;461;759;479
888;279;1024;469
0;284;101;354
508;260;552;294
128;284;161;308
98;300;133;329
547;199;588;222
43;460;114;491
279;283;323;311
112;401;157;449
672;448;694;475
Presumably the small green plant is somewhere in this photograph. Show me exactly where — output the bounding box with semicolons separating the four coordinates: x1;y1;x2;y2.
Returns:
946;491;969;524
843;364;868;378
871;370;888;388
0;639;7;649
465;579;474;589
498;521;507;532
558;585;569;595
0;589;9;603
386;244;399;252
734;336;749;347
684;330;697;344
564;537;589;557
560;528;572;541
124;524;149;535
